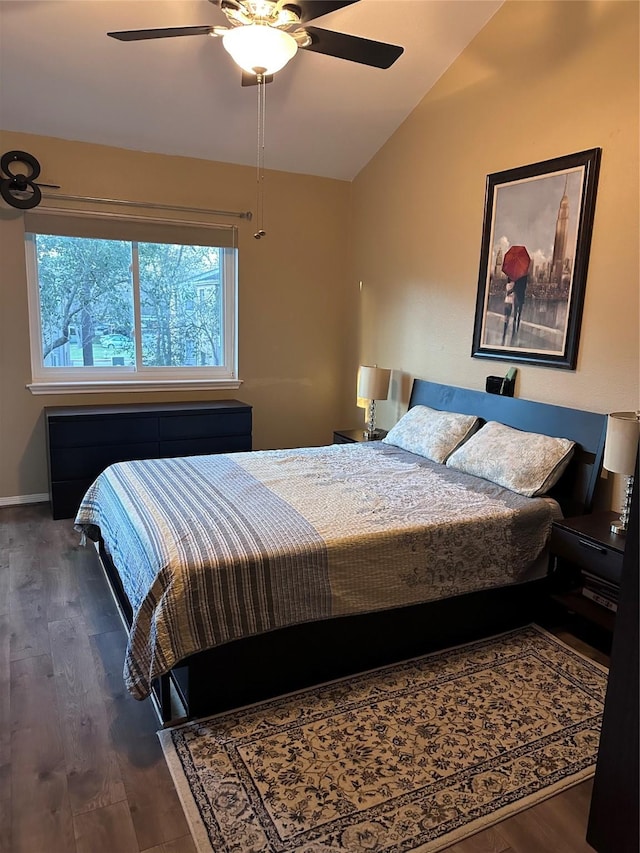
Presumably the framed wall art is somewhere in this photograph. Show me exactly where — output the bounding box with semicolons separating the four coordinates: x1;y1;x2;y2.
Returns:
471;148;601;369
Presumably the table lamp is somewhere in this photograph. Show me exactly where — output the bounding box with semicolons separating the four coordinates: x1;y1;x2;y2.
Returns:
357;365;391;440
603;411;640;534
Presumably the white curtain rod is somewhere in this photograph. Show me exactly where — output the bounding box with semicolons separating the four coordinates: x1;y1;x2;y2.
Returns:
41;191;253;221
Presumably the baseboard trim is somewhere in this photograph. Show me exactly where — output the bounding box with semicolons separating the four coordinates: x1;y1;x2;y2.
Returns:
0;493;50;508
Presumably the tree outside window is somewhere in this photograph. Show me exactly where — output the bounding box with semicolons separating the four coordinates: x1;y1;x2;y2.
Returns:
28;232;234;380
24;212;238;391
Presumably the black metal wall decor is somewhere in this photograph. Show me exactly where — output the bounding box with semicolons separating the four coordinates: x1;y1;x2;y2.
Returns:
0;150;59;209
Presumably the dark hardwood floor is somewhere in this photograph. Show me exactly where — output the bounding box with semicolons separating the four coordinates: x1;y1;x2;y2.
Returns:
1;503;606;853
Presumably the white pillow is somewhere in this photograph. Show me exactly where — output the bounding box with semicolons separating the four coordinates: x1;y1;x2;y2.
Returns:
382;405;479;464
446;420;575;497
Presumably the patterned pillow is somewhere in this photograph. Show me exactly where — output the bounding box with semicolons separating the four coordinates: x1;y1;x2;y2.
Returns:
382;405;480;464
446;420;575;497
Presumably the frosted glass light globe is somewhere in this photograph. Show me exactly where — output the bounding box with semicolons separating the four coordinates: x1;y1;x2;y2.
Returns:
223;25;298;75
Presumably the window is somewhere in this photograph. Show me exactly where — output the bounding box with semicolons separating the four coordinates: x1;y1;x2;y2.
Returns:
24;211;238;393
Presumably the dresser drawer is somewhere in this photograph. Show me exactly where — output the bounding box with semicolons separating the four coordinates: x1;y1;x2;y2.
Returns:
49;416;158;448
159;434;251;457
50;478;96;521
159;411;252;441
550;525;624;586
50;441;159;481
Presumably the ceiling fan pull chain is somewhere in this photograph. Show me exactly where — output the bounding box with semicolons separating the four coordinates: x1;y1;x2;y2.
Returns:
254;70;267;239
259;73;266;231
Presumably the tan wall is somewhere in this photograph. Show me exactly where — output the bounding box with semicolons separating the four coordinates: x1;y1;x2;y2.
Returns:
352;0;639;507
0;132;355;501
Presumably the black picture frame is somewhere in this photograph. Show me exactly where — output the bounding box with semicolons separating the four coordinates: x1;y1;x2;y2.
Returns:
471;148;601;370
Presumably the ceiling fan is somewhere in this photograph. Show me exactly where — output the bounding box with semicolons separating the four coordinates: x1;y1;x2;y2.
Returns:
108;0;404;84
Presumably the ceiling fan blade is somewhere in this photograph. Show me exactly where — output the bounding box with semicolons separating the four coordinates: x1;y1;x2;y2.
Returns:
301;27;403;69
241;71;274;87
107;26;214;42
290;1;360;24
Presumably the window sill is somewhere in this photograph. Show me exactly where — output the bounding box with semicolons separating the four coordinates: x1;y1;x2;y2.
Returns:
27;379;243;395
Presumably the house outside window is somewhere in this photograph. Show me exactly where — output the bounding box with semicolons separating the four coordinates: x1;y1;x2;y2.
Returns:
24;210;238;393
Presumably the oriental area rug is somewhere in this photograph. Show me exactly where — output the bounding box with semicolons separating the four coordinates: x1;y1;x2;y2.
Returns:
158;625;607;853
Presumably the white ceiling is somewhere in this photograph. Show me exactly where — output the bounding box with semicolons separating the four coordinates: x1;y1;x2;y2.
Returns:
0;0;503;181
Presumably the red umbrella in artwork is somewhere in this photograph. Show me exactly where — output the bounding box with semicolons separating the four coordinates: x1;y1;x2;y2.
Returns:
502;245;531;280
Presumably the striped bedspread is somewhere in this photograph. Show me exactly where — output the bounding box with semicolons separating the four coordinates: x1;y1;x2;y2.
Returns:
75;442;558;700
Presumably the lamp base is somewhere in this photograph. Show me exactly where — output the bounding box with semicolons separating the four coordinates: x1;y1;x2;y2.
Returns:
610;474;634;535
364;399;379;442
363;429;382;441
610;517;628;536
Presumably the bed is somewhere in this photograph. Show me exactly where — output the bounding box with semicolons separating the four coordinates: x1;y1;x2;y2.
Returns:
75;380;606;722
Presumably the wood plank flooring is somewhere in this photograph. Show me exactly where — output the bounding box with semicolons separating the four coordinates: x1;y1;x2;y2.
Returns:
1;503;606;853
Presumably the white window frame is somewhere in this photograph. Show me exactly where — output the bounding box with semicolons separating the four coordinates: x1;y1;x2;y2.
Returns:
23;211;240;395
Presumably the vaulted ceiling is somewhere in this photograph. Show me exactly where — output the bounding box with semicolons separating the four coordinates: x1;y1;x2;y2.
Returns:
0;0;503;181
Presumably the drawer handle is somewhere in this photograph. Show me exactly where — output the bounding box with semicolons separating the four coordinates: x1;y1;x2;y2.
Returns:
578;538;607;555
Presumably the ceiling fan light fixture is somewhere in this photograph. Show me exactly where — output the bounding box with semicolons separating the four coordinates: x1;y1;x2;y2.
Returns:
222;24;297;75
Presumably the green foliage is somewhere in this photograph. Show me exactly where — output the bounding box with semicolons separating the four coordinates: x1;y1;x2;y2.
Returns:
138;242;221;367
36;235;132;361
34;235;222;368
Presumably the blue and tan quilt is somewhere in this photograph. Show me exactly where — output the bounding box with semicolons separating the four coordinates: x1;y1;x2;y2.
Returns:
75;442;558;700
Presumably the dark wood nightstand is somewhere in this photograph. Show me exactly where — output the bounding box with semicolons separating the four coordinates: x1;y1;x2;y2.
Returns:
333;428;388;444
548;511;625;632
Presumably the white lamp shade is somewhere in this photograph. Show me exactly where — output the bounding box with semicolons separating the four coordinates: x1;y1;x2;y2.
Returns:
357;365;391;401
222;25;298;75
603;411;640;475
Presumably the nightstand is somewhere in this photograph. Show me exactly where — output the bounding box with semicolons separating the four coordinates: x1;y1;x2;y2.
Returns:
548;510;625;632
333;428;388;444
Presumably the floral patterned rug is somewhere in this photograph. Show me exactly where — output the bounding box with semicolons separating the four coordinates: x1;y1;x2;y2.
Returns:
158;625;607;853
